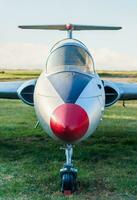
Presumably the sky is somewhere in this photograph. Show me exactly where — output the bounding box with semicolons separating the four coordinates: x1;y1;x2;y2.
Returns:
0;0;137;70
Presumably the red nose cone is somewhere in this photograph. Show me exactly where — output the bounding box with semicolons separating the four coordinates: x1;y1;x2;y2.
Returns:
50;104;89;142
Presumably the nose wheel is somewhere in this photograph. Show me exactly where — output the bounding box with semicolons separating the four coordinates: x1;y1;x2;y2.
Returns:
60;164;77;194
60;145;78;195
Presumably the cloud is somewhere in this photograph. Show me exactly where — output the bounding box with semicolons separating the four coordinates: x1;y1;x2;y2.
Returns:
92;48;137;71
0;43;48;69
0;43;137;71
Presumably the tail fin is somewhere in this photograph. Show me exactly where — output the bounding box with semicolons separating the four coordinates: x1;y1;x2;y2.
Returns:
18;24;122;31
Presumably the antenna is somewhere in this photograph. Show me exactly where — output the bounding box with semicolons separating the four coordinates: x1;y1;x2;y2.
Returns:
18;24;122;39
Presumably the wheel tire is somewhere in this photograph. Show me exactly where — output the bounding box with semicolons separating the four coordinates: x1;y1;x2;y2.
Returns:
61;172;76;193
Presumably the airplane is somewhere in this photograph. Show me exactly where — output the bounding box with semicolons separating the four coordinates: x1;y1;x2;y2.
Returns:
0;23;137;195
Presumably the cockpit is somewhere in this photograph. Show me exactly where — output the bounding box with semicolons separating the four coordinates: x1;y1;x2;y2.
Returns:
46;44;94;74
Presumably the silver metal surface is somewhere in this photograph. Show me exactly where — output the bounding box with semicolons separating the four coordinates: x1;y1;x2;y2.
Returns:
17;79;36;106
104;80;137;103
67;30;72;38
116;82;137;100
0;81;24;99
65;144;73;165
18;24;122;31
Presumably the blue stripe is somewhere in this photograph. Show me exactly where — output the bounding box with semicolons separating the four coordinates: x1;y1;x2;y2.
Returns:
48;71;91;103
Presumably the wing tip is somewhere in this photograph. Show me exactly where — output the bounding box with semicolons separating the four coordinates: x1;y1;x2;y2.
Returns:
18;26;24;29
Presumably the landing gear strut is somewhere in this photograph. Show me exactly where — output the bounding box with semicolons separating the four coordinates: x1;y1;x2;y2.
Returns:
60;144;78;195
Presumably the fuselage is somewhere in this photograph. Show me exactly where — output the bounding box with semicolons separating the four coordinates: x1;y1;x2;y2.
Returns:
34;38;105;143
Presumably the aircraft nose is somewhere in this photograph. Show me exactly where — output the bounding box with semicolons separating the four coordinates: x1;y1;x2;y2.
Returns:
50;104;89;142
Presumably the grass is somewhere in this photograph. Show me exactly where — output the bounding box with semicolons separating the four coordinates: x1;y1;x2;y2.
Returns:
0;70;137;199
0;70;41;81
97;70;137;78
0;69;137;81
1;100;137;200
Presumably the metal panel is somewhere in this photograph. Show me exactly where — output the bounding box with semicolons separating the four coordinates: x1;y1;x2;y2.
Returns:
19;24;122;31
76;97;103;142
17;79;36;106
104;80;137;101
48;71;92;103
0;81;24;99
116;82;137;100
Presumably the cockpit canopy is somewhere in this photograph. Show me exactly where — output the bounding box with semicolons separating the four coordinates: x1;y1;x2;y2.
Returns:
46;45;94;74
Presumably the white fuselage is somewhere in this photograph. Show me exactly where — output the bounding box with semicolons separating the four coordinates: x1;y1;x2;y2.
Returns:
34;39;105;144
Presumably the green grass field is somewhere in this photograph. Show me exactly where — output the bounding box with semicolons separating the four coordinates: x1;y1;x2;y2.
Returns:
0;70;137;200
0;70;41;81
0;69;137;81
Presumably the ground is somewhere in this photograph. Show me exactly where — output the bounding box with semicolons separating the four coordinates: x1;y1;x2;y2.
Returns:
0;70;137;200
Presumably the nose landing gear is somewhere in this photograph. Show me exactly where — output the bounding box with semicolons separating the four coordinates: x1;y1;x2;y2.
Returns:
60;144;78;195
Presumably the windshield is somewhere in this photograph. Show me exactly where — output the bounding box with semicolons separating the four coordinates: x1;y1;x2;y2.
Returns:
46;45;94;74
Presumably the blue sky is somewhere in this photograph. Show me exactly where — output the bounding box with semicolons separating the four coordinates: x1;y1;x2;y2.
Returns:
0;0;137;70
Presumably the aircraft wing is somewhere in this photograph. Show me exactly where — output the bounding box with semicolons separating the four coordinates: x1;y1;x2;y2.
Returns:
0;81;24;99
0;80;36;106
103;80;137;107
114;82;137;100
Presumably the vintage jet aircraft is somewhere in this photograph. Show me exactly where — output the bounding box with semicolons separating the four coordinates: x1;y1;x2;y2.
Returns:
0;24;137;194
